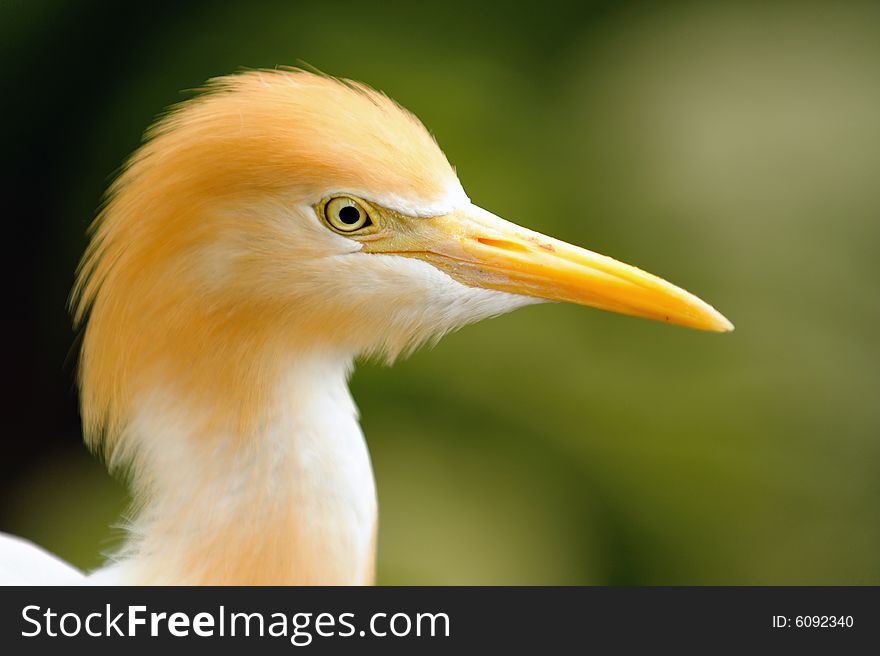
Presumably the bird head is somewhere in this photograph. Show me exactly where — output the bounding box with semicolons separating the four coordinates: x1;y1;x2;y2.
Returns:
73;69;731;457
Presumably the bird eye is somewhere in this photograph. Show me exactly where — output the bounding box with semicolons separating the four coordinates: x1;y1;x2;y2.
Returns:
323;196;373;233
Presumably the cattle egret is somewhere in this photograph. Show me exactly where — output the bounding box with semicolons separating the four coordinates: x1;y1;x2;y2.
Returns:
0;69;732;585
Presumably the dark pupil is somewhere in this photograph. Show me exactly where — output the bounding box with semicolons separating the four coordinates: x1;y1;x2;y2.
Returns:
338;205;361;225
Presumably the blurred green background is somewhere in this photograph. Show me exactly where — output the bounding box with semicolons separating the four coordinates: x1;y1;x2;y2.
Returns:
2;0;879;584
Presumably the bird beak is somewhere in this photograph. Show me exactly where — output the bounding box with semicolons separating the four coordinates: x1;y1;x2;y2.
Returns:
368;204;733;332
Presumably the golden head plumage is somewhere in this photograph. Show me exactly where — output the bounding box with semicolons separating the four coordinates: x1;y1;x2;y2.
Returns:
73;70;467;459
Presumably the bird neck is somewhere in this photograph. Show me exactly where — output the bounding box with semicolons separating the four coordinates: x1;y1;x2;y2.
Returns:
99;351;377;585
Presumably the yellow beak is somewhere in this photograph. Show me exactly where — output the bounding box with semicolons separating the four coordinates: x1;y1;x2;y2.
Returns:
367;204;733;332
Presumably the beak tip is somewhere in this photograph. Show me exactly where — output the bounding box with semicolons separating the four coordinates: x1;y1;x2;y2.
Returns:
708;309;735;333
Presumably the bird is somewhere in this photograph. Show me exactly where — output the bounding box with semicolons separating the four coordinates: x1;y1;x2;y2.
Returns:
1;69;732;585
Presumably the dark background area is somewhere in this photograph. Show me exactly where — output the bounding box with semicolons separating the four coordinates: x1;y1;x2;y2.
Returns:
2;0;879;583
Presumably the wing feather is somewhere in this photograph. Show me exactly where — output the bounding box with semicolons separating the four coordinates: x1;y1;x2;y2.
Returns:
0;533;84;585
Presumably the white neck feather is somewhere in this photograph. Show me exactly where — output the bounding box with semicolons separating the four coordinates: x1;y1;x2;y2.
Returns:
90;351;377;585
